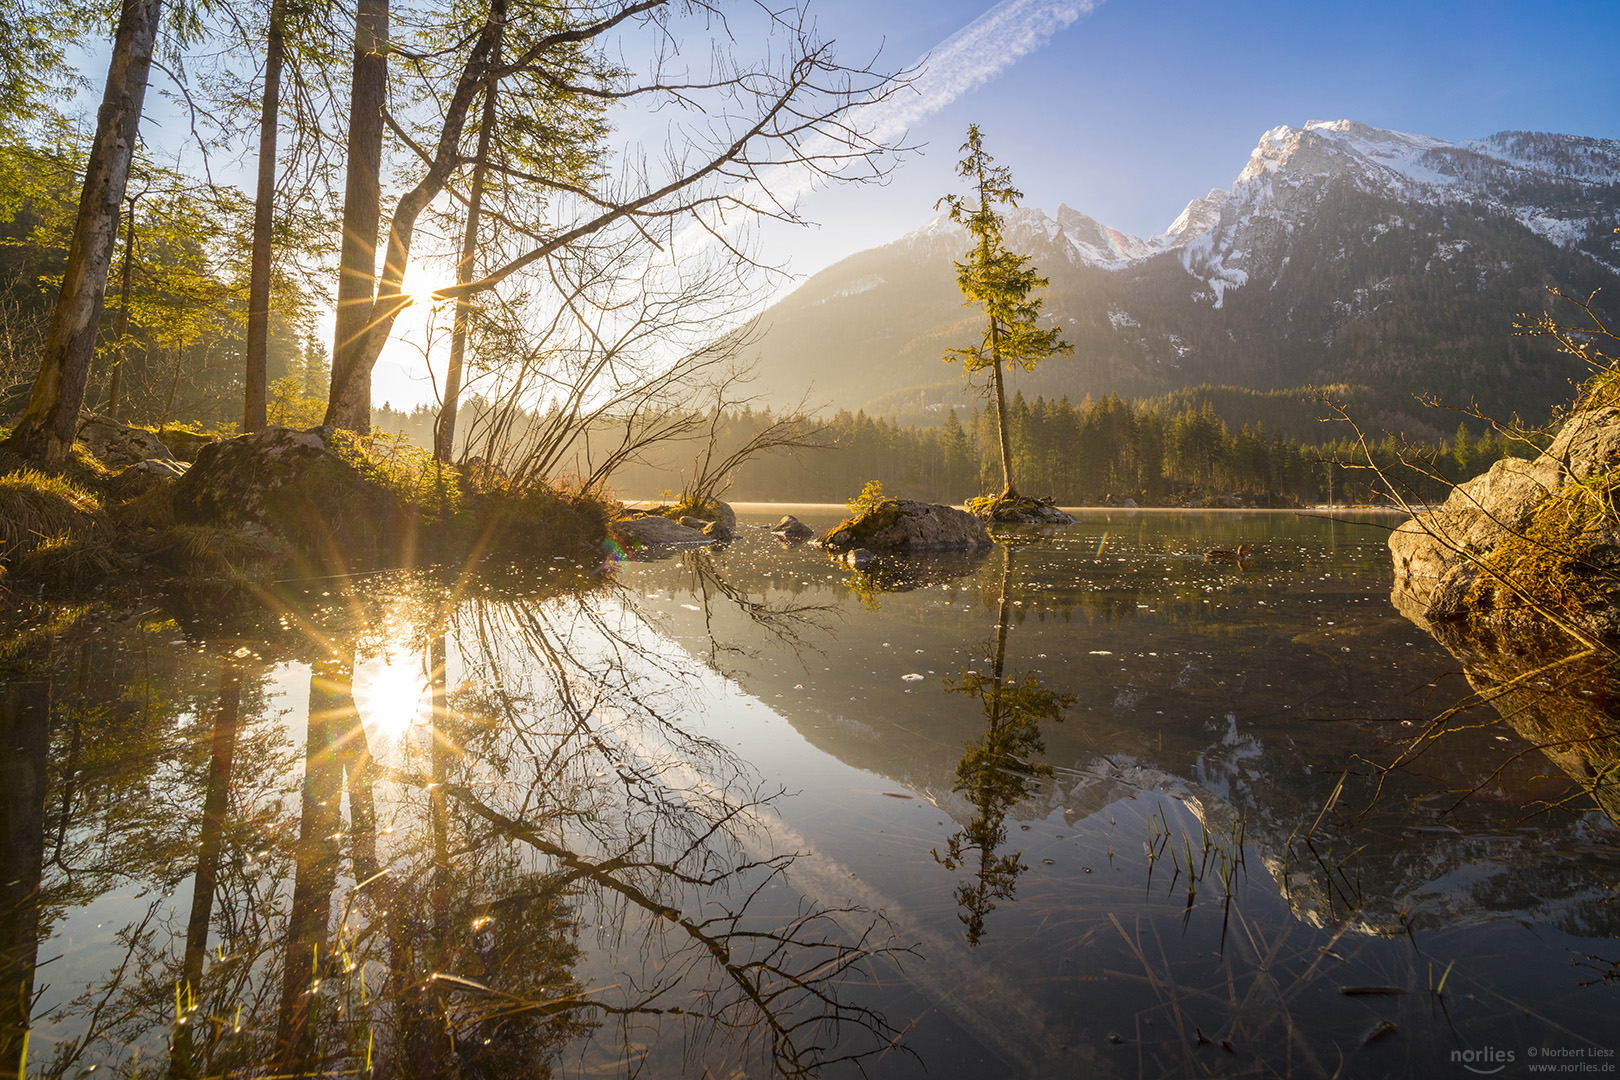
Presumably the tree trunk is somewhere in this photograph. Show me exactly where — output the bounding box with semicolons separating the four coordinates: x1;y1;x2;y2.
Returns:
6;0;163;461
434;6;502;463
990;319;1016;498
106;194;137;419
244;0;287;434
324;0;389;434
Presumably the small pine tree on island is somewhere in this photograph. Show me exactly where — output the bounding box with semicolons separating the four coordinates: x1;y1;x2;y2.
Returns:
939;125;1072;514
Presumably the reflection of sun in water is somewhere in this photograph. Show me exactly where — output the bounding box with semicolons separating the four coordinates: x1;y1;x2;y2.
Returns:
353;654;430;739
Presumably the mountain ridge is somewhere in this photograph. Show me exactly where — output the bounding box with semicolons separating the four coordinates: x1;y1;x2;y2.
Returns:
741;120;1620;430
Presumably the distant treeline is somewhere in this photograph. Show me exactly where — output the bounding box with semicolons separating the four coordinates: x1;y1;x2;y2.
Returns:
378;389;1534;508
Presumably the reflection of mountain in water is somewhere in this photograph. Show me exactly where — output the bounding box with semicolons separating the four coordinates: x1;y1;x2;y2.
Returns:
649;528;1620;944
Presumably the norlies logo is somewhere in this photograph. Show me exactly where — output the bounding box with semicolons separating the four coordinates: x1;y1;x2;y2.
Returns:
1454;1047;1517;1074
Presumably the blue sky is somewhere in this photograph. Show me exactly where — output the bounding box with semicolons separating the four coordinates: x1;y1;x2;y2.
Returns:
767;0;1620;278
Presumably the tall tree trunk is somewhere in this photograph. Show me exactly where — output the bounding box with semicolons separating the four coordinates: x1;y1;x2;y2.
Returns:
6;0;163;461
324;0;389;435
106;195;137;419
170;660;242;1080
244;0;288;434
434;0;502;463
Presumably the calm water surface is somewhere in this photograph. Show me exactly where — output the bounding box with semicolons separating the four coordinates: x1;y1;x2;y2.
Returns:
2;508;1616;1078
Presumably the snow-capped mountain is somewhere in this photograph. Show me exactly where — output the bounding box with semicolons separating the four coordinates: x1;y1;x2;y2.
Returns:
909;120;1619;296
743;120;1620;431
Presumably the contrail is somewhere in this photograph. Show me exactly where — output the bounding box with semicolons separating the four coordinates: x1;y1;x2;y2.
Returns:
663;0;1100;259
859;0;1101;141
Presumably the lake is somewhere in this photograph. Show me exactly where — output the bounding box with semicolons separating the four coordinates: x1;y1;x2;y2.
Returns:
2;507;1616;1078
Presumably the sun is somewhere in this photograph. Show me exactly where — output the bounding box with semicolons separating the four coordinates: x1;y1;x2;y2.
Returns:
353;654;430;739
398;258;443;309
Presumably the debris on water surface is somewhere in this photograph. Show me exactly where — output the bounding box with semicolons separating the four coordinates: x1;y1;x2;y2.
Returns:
1363;1021;1397;1045
902;673;925;681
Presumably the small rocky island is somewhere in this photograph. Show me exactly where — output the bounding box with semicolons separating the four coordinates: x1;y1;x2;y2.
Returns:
823;497;993;557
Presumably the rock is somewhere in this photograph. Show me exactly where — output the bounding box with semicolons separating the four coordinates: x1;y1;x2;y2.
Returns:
702;519;732;540
614;515;711;547
77;414;180;470
1123;498;1139;508
968;494;1077;526
117;458;188;479
1390;405;1620;634
639;499;736;536
845;547;877;569
709;500;738;534
770;515;815;541
824;499;993;554
172;426;336;529
153;425;221;462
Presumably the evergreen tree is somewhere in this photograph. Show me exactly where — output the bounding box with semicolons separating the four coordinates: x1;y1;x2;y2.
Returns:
939;125;1071;499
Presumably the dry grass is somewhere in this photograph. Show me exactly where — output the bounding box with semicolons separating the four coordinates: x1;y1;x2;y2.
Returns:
0;468;102;557
12;531;120;586
149;523;281;580
1464;472;1620;629
112;483;177;530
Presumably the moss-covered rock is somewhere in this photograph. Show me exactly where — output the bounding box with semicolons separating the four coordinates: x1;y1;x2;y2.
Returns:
965;493;1076;527
1391;405;1620;638
823;498;992;554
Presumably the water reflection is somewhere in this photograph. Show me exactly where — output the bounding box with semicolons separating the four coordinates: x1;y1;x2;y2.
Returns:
0;578;909;1078
934;548;1073;944
1;633;49;1077
1391;590;1620;828
625;510;1620;1074
6;509;1620;1077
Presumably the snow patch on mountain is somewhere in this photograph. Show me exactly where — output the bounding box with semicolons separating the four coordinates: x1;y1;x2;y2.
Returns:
820;275;885;302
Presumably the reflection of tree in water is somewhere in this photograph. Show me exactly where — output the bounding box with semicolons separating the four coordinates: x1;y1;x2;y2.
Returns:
1;579;906;1078
934;548;1073;945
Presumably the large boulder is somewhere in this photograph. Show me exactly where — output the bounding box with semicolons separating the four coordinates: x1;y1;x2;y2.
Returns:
172;426;337;528
1390;406;1620;636
823;499;993;554
77;414;182;471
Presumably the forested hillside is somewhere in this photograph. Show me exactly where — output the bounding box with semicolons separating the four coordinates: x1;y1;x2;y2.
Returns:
380;389;1526;509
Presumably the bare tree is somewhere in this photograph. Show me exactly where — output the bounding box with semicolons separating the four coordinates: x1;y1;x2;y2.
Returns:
323;0;907;434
